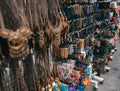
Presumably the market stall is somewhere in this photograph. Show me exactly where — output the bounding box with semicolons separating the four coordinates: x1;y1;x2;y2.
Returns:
0;0;119;91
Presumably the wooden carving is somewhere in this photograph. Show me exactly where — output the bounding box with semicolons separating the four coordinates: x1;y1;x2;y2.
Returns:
0;27;32;58
37;30;45;48
45;14;70;47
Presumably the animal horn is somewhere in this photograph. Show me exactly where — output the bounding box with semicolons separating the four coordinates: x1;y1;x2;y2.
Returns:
0;29;10;39
18;26;32;37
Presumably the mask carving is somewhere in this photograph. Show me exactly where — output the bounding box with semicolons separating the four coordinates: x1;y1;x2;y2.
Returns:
45;14;69;47
0;27;32;59
45;15;63;47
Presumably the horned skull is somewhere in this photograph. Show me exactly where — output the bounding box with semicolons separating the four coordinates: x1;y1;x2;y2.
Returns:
45;14;69;47
0;27;32;59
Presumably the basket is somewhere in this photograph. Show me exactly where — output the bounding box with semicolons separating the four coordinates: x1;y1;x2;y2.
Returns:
77;39;84;49
60;48;68;58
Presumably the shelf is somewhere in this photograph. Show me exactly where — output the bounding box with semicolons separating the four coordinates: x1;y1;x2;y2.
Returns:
97;0;112;3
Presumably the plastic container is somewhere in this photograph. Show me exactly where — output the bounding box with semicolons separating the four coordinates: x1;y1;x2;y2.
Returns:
76;84;85;91
59;83;68;91
68;87;76;91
